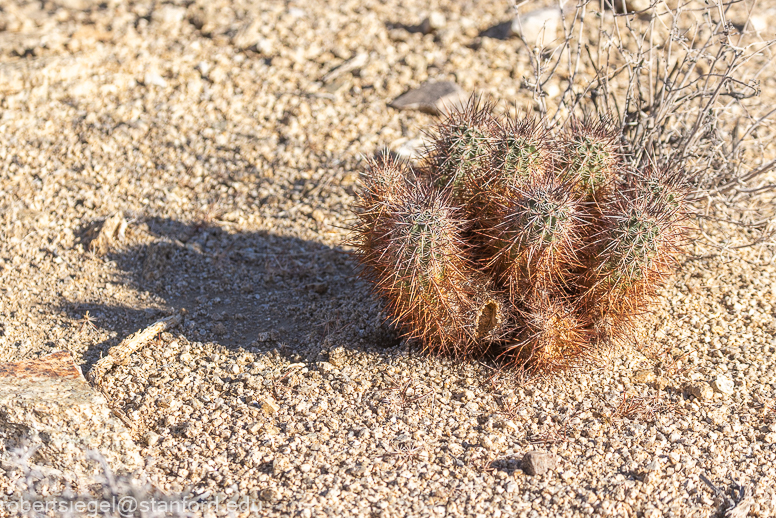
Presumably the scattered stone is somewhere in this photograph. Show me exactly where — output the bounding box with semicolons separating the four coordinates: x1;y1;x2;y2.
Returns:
750;14;768;33
89;212;128;256
0;63;26;95
479;435;495;450
391;137;427;159
388;81;468;115
213;322;227;336
143;70;168;88
711;374;735;396
142;240;176;281
510;7;562;45
232;19;262;50
144;431;161;447
259;396;280;415
420;12;446;34
0;352;142;481
311;209;326;223
632;368;670;390
328;346;348;367
272;455;291;475
321;52;368;83
259;487;281;503
686;381;714;401
522;450;557;476
255;330;280;342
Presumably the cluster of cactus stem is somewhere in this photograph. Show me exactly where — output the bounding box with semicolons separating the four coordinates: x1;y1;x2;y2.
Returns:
352;98;687;373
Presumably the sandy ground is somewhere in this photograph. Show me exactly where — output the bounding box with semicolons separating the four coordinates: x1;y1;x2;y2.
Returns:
1;0;776;516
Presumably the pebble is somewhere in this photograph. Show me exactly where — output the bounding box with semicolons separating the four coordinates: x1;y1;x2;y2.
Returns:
260;488;280;503
711;373;735;396
143;71;168;88
388;81;468;116
510;7;562;45
259;396;280;415
420;12;446;34
750;14;768;33
391;138;427;159
522;450;557;476
145;431;161;447
686;381;714;401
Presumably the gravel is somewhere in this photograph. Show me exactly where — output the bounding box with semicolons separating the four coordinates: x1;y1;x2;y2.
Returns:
1;0;775;517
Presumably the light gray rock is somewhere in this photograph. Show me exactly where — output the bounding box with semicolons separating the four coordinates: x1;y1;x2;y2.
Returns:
0;352;142;482
388;81;468;115
522;450;557;476
711;373;735;396
391;138;427;159
510;7;562;45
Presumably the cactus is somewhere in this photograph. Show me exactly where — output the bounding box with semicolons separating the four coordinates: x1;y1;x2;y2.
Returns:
560;117;621;203
489;115;553;192
352;98;688;374
585;190;685;311
423;96;496;208
502;293;593;373
482;175;583;300
353;170;507;358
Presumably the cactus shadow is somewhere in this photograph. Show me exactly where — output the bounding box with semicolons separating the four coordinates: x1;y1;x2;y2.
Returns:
63;216;401;371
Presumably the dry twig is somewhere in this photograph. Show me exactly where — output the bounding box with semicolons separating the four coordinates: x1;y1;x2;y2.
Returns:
88;313;182;388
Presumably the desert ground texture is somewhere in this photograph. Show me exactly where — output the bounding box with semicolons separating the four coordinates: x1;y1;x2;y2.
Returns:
1;0;776;517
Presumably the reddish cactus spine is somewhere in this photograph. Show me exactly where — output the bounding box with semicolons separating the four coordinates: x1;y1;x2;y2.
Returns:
353;171;506;358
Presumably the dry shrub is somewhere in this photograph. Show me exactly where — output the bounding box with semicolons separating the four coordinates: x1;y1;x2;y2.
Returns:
518;0;776;254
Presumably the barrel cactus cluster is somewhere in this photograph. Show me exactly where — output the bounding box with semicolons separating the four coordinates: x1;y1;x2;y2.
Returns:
352;99;687;373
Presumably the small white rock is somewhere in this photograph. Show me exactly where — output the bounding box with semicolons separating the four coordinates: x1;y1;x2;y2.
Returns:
144;71;167;88
421;11;446;34
144;431;160;447
259;396;280;415
392;138;427;160
711;374;735;396
750;15;768;34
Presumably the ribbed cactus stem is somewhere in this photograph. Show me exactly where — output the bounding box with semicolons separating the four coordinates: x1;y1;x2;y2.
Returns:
357;179;505;358
561;118;621;202
484;177;582;299
587;190;684;320
426;97;495;207
490;116;551;191
502;294;591;373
